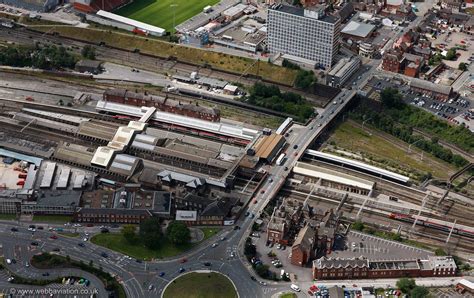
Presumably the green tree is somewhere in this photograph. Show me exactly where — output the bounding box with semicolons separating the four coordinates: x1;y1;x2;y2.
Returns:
166;221;191;245
352;221;365;231
396;278;416;294
254;264;269;278
458;62;467;71
139;217;162;249
294;70;315;90
381;88;404;108
121;225;137;244
445;48;457;60
411;286;429;298
81;45;96;60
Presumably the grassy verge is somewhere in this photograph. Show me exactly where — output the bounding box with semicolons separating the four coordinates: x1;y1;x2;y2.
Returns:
115;0;219;32
325;120;458;181
0;214;17;220
31;253;126;298
279;294;297;298
32;215;72;223
163;272;237;298
219;105;283;128
32;26;297;85
58;232;80;238
201;227;220;239
91;228;219;260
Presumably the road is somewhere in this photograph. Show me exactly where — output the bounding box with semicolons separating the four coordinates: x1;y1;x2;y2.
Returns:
0;9;462;298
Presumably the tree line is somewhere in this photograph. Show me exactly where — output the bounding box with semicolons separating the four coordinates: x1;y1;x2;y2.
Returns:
245;82;314;122
350;88;472;170
0;44;76;70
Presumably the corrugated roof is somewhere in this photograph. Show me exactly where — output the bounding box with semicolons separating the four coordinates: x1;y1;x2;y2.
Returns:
410;78;452;95
341;21;375;38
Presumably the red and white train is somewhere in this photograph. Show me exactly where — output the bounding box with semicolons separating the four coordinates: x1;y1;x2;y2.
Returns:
389;213;474;239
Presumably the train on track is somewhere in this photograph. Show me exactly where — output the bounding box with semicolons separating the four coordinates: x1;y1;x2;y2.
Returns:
389;213;474;239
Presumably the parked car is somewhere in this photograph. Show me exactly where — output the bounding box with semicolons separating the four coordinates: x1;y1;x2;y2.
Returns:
290;284;301;292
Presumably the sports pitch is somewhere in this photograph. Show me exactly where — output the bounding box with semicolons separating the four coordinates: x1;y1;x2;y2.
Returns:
115;0;219;32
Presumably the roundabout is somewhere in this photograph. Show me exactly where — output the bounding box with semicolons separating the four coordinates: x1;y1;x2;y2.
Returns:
162;270;238;298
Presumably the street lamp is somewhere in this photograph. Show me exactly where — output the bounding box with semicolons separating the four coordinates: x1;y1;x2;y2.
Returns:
362;117;372;134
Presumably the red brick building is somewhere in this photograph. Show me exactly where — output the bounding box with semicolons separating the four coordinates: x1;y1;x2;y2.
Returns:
291;225;316;266
382;49;403;73
103;89;220;122
313;256;457;280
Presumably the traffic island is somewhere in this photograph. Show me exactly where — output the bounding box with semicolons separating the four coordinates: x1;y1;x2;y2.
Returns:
162;271;238;298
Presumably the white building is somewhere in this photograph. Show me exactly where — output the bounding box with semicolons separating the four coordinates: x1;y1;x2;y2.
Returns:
267;4;341;70
326;56;361;87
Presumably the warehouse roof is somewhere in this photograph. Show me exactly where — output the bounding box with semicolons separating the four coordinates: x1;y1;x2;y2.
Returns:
109;154;141;177
76;59;103;69
341;21;375;38
53;143;95;166
410;78;452;96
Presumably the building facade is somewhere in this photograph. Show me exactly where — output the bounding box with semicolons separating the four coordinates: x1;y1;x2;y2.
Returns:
267;4;341;70
313;256;457;280
326;56;361;87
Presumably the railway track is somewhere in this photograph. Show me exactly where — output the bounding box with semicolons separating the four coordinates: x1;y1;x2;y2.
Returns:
280;187;473;253
300;157;474;224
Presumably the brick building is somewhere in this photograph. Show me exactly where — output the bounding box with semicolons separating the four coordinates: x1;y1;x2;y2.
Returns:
382;49;403;73
409;78;453;100
312;256;457;280
103;89;220;122
291;224;317;266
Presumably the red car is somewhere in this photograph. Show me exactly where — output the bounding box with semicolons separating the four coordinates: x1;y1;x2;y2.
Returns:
253;199;258;204
180;258;187;263
50;235;58;240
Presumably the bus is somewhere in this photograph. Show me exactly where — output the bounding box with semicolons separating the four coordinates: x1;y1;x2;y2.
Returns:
276;153;286;166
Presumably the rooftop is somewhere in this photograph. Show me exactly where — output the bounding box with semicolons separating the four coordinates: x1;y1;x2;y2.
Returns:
410;78;452;95
341;21;376;38
271;4;338;24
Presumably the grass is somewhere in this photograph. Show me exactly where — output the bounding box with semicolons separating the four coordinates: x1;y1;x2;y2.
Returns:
115;0;219;32
58;232;79;238
326;120;458;181
220;106;284;128
32;215;73;223
90;228;218;260
201;227;220;239
0;214;17;220
32;26;297;85
163;272;237;298
279;294;297;298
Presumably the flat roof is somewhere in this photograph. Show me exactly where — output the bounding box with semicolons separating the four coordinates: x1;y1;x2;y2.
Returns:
97;10;165;35
306;150;410;183
40;162;57;188
294;162;374;190
410;78;452;95
96;100;258;141
341;21;376;38
91;146;115;167
271;4;338;24
329;56;360;77
254;134;285;159
0;148;43;166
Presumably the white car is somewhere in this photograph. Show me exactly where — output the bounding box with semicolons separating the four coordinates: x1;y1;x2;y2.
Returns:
290;284;301;292
211;243;218;248
6;259;12;264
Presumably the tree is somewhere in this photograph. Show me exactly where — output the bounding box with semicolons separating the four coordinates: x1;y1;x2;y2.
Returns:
166;221;191;245
459;62;467;71
121;225;137;244
445;48;457;61
81;45;96;60
381;87;404;108
139;217;162;249
352;221;365;231
396;278;416;294
411;286;429;298
254;264;269;278
294;69;315;90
